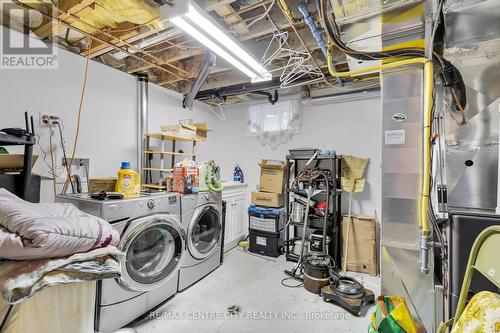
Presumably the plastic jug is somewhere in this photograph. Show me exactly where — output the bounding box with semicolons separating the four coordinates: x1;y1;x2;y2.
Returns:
115;162;141;198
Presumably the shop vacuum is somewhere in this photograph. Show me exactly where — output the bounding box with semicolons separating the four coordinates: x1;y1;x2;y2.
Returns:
285;169;374;316
320;264;375;316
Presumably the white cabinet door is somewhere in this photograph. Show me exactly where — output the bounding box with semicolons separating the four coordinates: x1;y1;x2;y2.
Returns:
223;198;233;244
222;184;248;251
232;195;246;240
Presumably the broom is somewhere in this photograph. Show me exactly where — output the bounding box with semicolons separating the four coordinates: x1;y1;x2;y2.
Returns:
341;155;369;274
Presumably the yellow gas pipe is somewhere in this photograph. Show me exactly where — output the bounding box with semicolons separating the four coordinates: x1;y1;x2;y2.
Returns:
327;44;433;271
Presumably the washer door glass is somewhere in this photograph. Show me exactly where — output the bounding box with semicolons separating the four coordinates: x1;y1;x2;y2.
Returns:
124;217;183;288
189;206;221;259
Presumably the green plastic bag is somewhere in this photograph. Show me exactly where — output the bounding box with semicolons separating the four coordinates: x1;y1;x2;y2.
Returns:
368;296;417;333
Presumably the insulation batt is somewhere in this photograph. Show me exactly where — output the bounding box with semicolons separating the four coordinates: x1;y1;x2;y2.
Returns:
43;0;161;35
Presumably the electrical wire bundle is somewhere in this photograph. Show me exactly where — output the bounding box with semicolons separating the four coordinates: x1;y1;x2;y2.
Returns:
316;0;467;124
317;0;424;61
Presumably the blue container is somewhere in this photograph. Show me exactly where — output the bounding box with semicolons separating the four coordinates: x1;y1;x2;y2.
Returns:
248;205;285;233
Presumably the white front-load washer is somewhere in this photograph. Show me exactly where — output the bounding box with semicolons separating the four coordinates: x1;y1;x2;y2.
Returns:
56;192;184;333
178;192;223;291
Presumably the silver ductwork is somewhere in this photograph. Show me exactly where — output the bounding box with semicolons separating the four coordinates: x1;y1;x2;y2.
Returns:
443;0;500;48
137;73;148;178
441;0;500;211
379;1;437;332
438;0;500;321
330;1;500;331
183;52;216;110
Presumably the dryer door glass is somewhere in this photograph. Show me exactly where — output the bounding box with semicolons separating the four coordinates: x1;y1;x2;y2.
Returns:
125;220;183;285
189;206;221;259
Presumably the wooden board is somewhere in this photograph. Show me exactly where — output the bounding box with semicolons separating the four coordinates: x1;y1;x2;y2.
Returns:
0;155;38;171
144;151;195;156
145;133;206;141
143;167;174;172
142;183;167;190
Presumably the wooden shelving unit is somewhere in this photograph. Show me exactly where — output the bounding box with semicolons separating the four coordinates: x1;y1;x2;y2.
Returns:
143;167;174;172
144;150;196;157
142;133;205;191
142;183;168;190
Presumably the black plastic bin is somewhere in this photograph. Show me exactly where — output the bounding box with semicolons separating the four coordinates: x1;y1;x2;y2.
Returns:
249;228;284;258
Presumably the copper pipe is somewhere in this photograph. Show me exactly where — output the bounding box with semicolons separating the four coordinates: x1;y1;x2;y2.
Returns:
13;1;189;81
17;1;190;78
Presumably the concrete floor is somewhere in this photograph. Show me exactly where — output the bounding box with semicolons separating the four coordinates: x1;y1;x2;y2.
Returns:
132;248;380;333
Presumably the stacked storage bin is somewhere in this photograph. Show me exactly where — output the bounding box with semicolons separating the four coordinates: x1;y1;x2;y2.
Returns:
249;160;285;257
248;206;285;257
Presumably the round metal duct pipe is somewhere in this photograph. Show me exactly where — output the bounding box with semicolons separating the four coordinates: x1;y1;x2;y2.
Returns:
137;73;148;178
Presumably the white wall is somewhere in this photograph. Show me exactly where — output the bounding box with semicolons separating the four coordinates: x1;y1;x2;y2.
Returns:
0;27;218;202
208;99;382;219
1;27;382;220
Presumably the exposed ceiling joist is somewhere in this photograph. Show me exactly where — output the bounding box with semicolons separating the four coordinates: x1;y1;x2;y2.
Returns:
215;4;250;35
124;14;302;75
86;0;241;59
34;0;95;39
0;0;363;104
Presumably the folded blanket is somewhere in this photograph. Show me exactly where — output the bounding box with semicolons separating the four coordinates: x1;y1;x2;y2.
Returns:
0;189;119;260
0;246;122;304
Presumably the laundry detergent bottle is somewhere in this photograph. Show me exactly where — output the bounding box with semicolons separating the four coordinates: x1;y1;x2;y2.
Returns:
115;162;141;198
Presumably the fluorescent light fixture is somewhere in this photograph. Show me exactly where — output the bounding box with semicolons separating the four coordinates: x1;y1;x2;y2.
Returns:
170;2;272;83
171;17;258;79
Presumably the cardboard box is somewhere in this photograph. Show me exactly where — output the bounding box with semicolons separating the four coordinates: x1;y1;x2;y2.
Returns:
258;160;285;193
251;191;283;208
89;178;117;193
160;120;210;141
193;122;211;140
341;215;377;276
161;120;197;138
173;166;199;195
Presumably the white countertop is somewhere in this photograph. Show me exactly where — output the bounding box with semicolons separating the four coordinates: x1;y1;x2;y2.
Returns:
221;181;247;190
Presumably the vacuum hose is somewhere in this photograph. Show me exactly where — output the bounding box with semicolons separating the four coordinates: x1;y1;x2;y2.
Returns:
292;186;313;274
307;169;331;253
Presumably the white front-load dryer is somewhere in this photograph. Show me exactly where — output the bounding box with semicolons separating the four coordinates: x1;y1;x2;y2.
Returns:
178;192;223;291
56;192;184;333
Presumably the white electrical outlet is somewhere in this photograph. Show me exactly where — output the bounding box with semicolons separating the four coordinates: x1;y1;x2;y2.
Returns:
39;112;61;126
